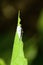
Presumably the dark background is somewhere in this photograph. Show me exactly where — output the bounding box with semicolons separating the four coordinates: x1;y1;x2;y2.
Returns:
0;0;43;65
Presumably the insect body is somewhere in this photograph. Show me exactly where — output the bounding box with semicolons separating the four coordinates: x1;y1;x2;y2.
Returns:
17;25;23;39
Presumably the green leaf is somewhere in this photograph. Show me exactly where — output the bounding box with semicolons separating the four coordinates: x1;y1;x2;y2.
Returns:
0;59;6;65
10;10;27;65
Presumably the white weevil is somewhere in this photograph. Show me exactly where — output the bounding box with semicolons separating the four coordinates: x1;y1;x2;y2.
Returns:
17;10;23;39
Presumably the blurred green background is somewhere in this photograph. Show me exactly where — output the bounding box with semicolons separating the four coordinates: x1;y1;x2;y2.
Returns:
0;0;43;65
